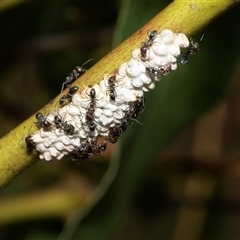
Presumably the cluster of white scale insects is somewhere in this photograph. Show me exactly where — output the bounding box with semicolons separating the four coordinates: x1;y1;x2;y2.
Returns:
26;29;200;161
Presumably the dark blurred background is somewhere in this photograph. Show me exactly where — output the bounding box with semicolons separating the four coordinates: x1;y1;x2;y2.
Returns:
0;0;240;239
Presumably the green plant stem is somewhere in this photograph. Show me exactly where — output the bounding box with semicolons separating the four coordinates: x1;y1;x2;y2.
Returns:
0;174;94;225
0;0;238;189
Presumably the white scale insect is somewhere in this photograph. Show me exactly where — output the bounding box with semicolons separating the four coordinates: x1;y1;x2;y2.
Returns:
27;29;191;161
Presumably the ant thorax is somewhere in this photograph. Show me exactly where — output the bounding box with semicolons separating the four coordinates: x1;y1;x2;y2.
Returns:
59;86;79;106
61;58;92;92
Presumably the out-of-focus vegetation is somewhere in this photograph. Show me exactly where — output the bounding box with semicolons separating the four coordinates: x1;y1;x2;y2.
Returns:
0;0;239;239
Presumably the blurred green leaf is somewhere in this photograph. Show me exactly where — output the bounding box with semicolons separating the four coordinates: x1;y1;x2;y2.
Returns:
112;0;169;46
0;1;24;13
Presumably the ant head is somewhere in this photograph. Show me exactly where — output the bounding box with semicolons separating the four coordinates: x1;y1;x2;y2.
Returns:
36;112;43;120
69;86;79;95
90;88;96;98
147;30;158;41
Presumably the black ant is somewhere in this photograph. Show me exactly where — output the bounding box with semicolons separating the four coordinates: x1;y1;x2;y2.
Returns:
25;135;36;149
73;138;106;159
92;142;108;155
147;30;158;43
72;141;93;160
85;87;97;131
61;58;92;92
123;97;145;125
107;127;121;143
83;138;107;156
35;112;52;131
146;64;172;81
54;114;75;135
107;123;130;144
107;124;128;144
107;75;117;101
86;87;97;110
158;64;172;75
59;86;79;106
140;42;149;61
133;97;145;114
53;114;63;128
106;99;144;144
140;30;158;61
180;34;204;65
146;67;161;81
62;122;75;135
